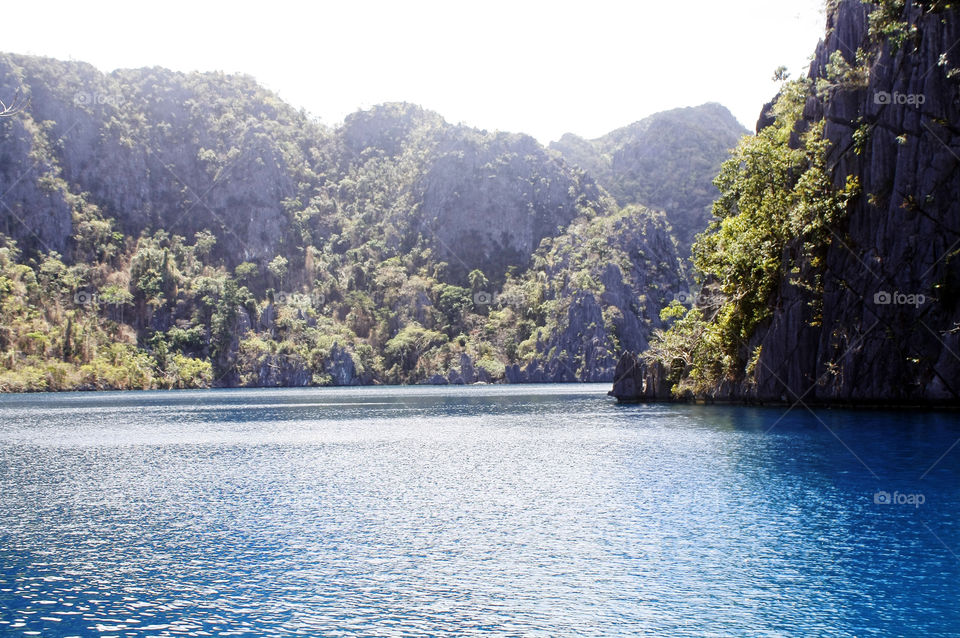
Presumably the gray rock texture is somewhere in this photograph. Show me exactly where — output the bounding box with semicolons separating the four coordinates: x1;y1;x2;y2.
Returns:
614;1;960;405
744;0;960;405
509;207;686;383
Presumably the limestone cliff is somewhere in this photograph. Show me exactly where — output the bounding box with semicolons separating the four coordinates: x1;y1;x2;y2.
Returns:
508;206;685;383
613;0;960;405
746;0;960;404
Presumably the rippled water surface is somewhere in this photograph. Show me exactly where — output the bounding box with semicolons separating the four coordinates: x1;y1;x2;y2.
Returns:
0;385;958;636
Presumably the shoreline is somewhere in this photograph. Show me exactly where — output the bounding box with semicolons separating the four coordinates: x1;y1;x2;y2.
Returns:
1;381;958;410
610;393;960;411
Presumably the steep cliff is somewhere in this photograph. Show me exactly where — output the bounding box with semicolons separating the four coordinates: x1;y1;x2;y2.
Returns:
0;55;321;263
0;57;605;281
335;102;610;283
750;0;960;404
614;0;960;405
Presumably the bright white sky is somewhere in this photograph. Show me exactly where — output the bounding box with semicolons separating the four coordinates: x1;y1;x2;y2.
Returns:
6;0;827;143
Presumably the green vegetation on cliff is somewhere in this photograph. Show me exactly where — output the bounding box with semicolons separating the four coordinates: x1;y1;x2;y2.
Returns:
639;0;960;403
0;53;702;390
644;78;860;396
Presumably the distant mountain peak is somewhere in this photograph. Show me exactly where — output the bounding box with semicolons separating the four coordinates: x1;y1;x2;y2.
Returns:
550;102;748;255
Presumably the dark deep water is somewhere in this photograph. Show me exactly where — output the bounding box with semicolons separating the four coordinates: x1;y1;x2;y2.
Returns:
0;385;958;636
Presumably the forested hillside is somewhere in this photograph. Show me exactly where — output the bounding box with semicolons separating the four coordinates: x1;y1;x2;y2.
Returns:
0;53;720;390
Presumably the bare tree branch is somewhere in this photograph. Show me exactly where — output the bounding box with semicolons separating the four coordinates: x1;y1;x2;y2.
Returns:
0;88;29;117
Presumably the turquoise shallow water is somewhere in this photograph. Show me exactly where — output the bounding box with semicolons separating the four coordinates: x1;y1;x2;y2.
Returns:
0;384;958;637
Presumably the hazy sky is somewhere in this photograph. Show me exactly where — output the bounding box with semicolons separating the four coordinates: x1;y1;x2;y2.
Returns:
6;0;827;143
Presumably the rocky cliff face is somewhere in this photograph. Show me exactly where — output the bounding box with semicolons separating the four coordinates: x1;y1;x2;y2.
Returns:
420;132;604;283
334;102;611;284
0;57;87;255
0;56;319;263
508;206;686;383
748;0;960;404
613;0;960;405
4;57;599;278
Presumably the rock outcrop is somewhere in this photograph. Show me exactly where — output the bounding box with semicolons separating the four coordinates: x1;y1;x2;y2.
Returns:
742;0;960;405
608;353;672;402
0;53;734;389
614;1;960;405
419;132;605;283
0;56;316;263
338;102;612;283
507;206;686;383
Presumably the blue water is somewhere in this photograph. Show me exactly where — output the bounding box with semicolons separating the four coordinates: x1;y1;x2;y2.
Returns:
0;385;958;637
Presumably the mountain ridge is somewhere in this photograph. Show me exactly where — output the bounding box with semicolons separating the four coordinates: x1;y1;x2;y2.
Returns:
0;51;736;390
550;103;748;255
